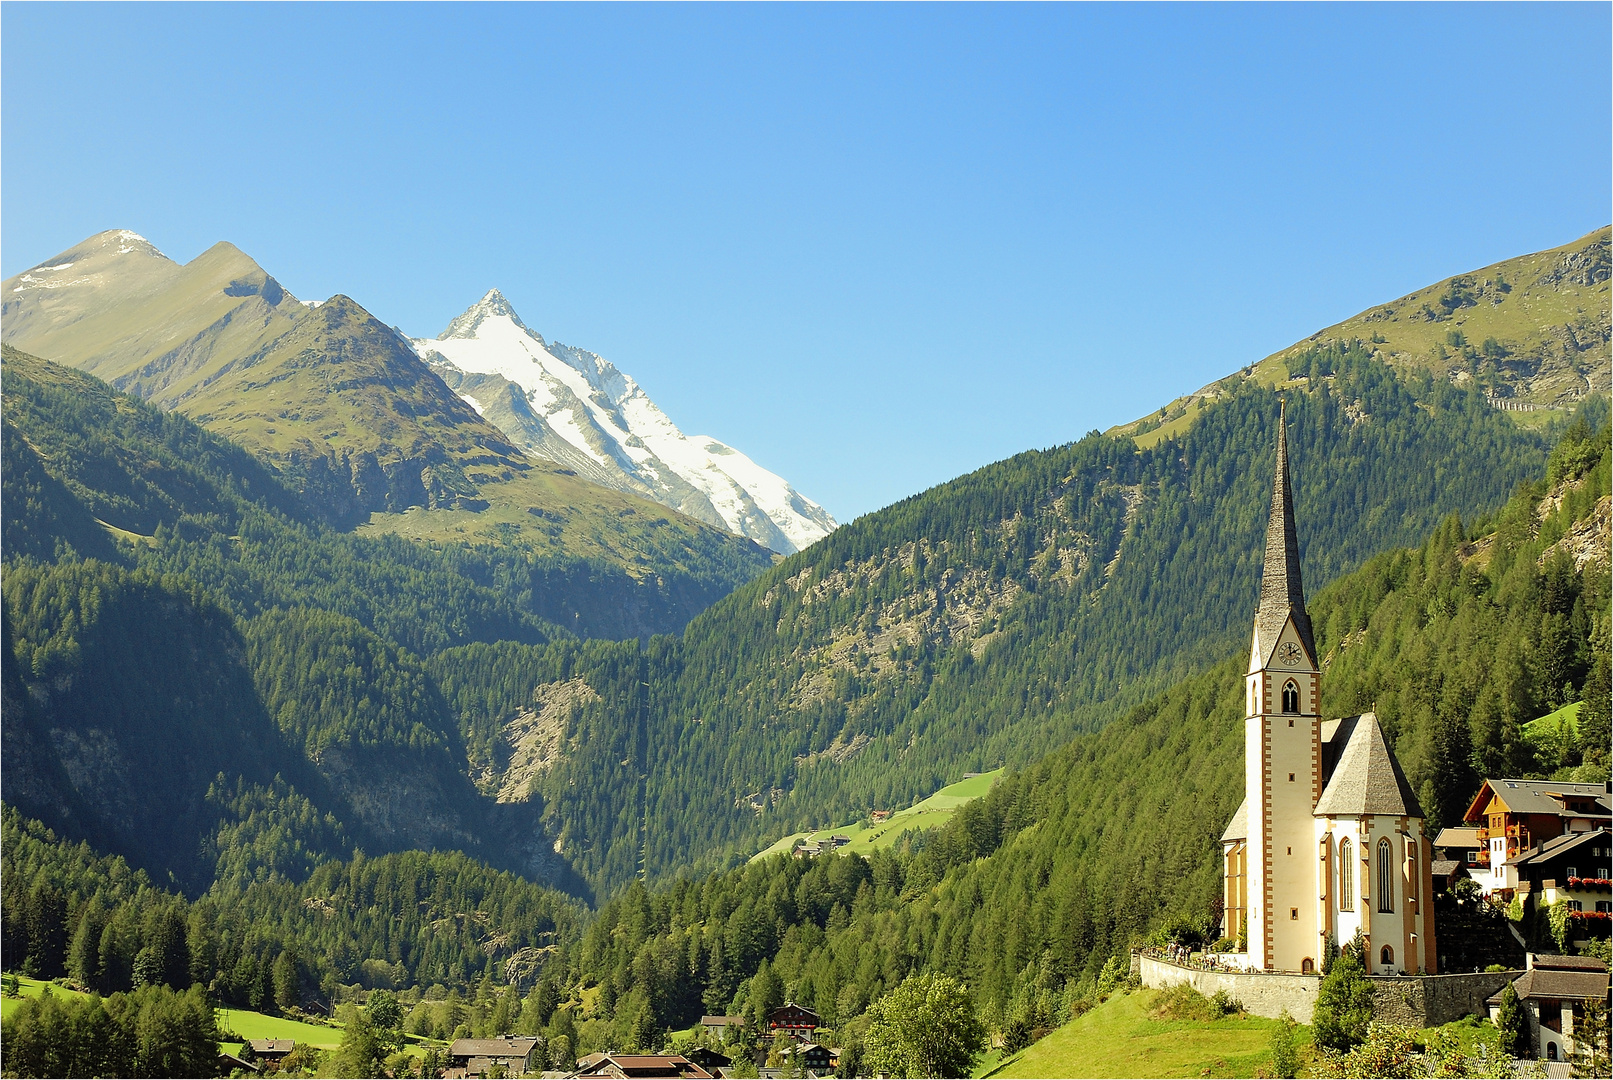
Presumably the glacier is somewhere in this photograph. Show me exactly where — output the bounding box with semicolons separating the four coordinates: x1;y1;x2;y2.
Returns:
410;290;837;554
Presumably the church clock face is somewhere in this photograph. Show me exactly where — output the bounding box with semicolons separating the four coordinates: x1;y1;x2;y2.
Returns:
1278;642;1303;667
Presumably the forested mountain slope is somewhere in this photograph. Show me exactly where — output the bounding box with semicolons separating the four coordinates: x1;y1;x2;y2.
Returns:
6;418;1601;1057
1;233;773;620
534;420;1610;1052
2;349;637;891
471;345;1564;894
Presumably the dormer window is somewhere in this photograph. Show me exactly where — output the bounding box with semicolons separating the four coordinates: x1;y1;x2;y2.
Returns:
1282;680;1300;714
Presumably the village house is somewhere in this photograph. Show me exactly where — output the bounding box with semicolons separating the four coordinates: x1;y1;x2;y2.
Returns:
1461;779;1612;897
766;1002;821;1041
1486;953;1610;1065
572;1052;715;1078
698;1014;746;1040
778;1040;833;1073
1221;407;1436;975
1433;825;1486;873
245;1039;294;1069
681;1045;732;1073
447;1036;543;1078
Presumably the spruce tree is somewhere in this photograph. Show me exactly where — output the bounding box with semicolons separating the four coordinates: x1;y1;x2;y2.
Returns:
1311;936;1374;1052
1494;981;1528;1059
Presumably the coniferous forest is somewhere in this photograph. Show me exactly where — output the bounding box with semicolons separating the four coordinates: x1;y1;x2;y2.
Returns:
2;317;1609;1075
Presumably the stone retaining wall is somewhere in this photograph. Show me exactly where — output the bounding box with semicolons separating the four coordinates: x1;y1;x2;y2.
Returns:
1137;955;1522;1027
1366;971;1523;1027
1138;955;1321;1022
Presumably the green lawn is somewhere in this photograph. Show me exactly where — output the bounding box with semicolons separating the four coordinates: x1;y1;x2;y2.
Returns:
0;975;92;1018
1525;700;1581;740
2;975;346;1051
216;1005;344;1049
979;988;1308;1079
751;770;1004;862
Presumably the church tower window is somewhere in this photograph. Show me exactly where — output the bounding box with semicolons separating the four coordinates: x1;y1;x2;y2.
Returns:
1377;838;1394;913
1380;945;1394;967
1338;838;1353;910
1281;680;1300;713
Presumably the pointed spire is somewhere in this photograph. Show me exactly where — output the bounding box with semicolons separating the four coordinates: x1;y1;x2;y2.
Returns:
1256;400;1316;660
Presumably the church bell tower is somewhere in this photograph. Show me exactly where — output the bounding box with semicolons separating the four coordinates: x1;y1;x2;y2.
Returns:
1243;402;1322;971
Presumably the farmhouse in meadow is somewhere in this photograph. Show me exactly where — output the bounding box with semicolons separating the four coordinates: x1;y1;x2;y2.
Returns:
1220;406;1437;976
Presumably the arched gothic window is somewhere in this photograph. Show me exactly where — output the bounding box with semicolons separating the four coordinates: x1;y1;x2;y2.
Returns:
1282;680;1300;714
1377;838;1395;913
1338;838;1353;911
1380;945;1394;968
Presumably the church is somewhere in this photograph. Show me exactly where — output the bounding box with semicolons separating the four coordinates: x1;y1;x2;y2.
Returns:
1220;407;1438;976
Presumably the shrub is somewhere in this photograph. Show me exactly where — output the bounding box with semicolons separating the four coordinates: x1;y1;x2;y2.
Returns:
1269;1009;1298;1079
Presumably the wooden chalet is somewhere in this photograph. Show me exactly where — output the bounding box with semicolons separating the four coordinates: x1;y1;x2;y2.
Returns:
766;1003;821;1039
245;1038;295;1067
572;1052;714;1078
447;1036;542;1077
1462;779;1611;896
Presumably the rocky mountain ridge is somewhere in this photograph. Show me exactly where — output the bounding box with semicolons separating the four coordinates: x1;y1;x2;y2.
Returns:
412;290;836;554
1;232;775;624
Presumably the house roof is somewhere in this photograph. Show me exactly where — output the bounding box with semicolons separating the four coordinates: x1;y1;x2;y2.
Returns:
574;1053;714;1079
1313;713;1422;819
1433;827;1481;850
699;1015;746;1027
1529;953;1608;972
1254;405;1317;666
1221;797;1248;843
1515;827;1609;868
1430;859;1461;879
1461;779;1612;824
248;1039;295;1054
768;1003;821;1025
1487;968;1610;1005
449;1037;540;1058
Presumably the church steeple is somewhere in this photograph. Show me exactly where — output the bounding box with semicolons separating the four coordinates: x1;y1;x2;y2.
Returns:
1256;401;1316;662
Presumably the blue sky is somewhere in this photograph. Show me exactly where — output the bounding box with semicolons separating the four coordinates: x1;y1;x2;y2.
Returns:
4;4;1608;524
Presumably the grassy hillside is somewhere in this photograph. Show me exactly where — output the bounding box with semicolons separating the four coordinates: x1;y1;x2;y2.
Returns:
0;233;773;594
1114;227;1610;445
984;988;1308;1080
751;770;1004;861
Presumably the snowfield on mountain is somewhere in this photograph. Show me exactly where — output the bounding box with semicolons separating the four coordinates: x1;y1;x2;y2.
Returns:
411;289;837;554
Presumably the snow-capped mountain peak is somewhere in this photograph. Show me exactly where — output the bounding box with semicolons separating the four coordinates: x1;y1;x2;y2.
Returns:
411;294;836;554
440;288;540;342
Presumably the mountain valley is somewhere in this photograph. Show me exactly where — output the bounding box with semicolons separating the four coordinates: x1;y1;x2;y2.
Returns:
2;226;1609;1076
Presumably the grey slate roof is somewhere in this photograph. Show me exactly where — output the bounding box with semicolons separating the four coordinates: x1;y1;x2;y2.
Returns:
1221;797;1248;842
1515;828;1609;867
1487;968;1610;1005
1471;779;1612;818
1530;953;1608;972
1255;405;1316;664
1313;713;1423;819
449;1037;540;1059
